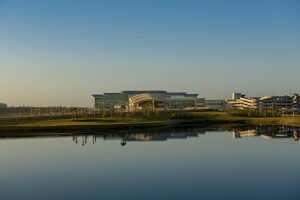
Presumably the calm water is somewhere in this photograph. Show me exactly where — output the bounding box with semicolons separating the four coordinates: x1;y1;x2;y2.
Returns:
0;126;299;200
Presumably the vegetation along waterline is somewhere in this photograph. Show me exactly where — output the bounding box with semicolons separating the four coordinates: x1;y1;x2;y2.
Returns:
0;111;300;134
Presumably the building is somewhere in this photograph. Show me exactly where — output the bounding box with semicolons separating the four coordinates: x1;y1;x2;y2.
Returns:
92;90;204;110
204;100;225;110
232;93;244;100
226;96;259;110
292;94;300;113
128;93;170;111
226;93;300;114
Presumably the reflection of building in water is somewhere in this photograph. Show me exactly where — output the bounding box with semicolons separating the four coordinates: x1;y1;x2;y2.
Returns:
232;126;300;141
72;131;204;146
232;129;257;138
124;132;200;142
292;129;299;141
71;126;299;146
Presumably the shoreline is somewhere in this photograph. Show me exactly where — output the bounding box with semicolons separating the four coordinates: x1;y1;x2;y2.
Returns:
1;112;300;135
0;119;244;133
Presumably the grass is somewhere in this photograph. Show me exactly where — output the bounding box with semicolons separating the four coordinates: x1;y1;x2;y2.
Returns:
0;118;137;127
170;111;300;126
247;116;300;126
1;111;300;129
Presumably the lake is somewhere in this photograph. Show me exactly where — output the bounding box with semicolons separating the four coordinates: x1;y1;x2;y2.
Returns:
0;126;299;200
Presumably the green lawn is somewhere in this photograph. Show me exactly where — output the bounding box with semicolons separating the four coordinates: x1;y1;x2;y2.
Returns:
1;111;300;128
248;116;300;126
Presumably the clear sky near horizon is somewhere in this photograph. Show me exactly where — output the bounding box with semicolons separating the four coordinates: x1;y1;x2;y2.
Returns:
0;0;300;107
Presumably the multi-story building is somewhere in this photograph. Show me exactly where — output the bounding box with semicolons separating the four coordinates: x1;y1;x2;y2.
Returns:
228;97;259;110
226;92;300;113
258;96;293;110
232;93;243;100
292;94;300;113
92;90;204;110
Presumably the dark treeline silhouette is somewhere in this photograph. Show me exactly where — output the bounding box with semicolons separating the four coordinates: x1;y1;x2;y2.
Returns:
0;106;92;118
0;103;7;109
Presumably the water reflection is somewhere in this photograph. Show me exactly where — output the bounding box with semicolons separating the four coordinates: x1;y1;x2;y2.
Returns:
1;126;299;200
0;126;299;146
233;126;300;141
72;134;97;145
69;126;300;146
72;131;205;146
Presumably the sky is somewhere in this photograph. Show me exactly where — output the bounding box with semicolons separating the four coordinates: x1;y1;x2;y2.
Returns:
0;0;300;107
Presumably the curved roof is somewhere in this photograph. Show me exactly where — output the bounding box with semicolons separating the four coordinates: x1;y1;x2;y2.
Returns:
129;93;169;104
260;96;272;100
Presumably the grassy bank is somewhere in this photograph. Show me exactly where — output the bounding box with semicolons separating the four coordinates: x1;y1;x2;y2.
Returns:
171;111;300;126
0;111;300;134
247;116;300;126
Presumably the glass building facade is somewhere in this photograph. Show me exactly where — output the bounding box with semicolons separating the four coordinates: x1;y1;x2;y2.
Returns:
93;93;128;110
92;90;203;110
204;100;225;110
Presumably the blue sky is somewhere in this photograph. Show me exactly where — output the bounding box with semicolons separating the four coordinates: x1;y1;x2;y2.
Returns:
0;0;299;106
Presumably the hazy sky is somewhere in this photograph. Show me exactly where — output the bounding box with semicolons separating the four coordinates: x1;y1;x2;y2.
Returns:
0;0;300;107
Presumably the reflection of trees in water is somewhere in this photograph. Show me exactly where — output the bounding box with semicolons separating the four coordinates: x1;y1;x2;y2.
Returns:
72;134;125;146
72;135;97;146
121;137;127;146
72;136;78;144
71;130;204;146
70;126;300;146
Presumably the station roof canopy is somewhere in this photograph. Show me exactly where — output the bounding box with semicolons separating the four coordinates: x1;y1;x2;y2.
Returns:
129;93;169;105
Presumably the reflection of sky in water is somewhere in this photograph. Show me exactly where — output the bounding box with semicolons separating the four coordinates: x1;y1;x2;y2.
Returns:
0;129;299;200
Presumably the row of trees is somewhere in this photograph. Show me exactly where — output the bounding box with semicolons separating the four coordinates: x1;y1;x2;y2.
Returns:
0;106;93;117
0;103;7;109
0;105;165;119
93;108;162;119
228;108;287;117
